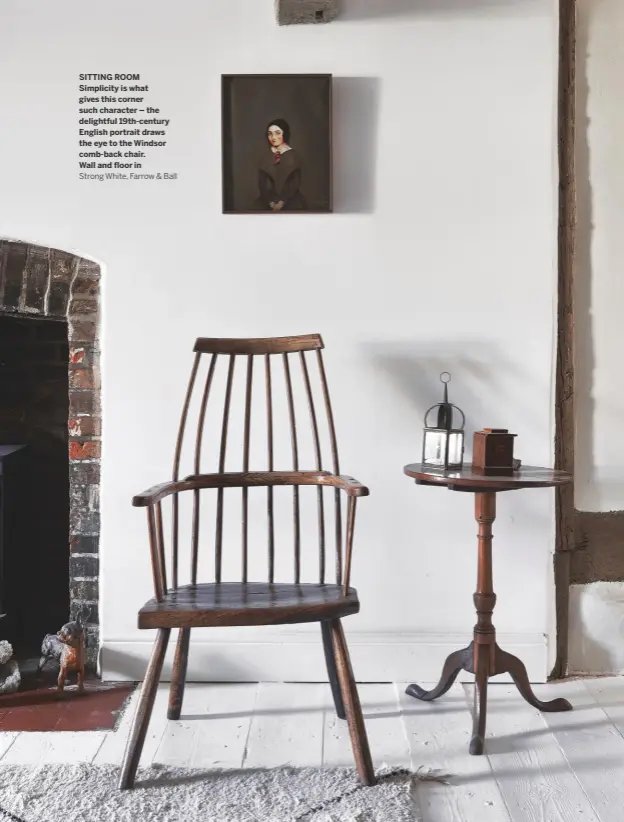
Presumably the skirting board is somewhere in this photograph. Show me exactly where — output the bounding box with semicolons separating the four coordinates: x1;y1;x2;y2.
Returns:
101;630;548;683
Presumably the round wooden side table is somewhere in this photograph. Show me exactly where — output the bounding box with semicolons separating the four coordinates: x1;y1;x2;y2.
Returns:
403;463;574;756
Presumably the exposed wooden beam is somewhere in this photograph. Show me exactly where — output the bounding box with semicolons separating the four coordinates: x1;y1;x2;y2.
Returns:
552;0;577;680
275;0;338;25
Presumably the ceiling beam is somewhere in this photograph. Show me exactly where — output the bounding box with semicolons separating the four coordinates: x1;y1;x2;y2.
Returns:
275;0;338;25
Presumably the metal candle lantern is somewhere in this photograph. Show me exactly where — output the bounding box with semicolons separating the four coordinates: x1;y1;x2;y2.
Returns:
421;372;465;471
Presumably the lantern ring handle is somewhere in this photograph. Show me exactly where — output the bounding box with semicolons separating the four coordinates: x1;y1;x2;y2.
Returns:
423;403;466;429
440;372;451;384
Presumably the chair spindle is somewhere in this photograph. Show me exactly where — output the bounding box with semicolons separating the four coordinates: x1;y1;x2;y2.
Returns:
194;354;218;474
300;351;326;584
242;355;253;583
155;501;168;594
343;497;357;595
215;355;236;583
317;350;342;585
192;354;217;584
147;506;165;600
172;351;201;589
266;354;275;582
283;353;301;583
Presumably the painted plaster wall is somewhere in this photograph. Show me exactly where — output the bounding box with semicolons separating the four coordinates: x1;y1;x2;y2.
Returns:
574;0;624;514
0;0;559;681
569;0;624;674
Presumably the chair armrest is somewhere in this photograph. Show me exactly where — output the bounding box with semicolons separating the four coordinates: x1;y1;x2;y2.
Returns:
133;471;370;506
333;475;370;497
132;481;182;507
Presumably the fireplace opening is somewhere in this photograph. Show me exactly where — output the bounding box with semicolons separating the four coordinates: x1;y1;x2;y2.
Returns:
0;314;70;656
0;240;101;678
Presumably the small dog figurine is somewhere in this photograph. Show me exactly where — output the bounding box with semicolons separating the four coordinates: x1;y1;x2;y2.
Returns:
38;609;87;693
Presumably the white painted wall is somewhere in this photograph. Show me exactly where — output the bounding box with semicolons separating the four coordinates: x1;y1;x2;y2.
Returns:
570;0;624;674
0;0;559;682
575;0;624;514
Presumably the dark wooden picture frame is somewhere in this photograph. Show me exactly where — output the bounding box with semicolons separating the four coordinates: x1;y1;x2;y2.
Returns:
222;74;333;214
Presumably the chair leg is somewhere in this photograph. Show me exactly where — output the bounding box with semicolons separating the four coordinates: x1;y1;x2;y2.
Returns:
168;628;191;720
321;620;346;720
330;618;375;786
119;628;170;790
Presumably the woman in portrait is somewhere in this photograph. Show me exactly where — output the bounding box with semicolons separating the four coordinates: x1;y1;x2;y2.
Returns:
256;119;307;212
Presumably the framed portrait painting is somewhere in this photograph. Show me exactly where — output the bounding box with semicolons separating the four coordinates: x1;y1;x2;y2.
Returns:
221;74;332;214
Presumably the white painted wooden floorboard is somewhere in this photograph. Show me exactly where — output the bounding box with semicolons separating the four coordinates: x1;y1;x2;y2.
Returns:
243;682;325;769
478;683;602;822
535;679;624;822
364;683;411;768
399;683;510;822
320;683;351;767
152;683;211;767
0;733;20;761
11;676;624;822
154;683;258;769
322;683;410;768
93;683;168;766
2;730;106;765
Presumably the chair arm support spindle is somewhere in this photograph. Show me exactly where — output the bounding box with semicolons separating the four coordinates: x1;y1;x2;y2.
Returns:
147;506;166;601
343;496;358;595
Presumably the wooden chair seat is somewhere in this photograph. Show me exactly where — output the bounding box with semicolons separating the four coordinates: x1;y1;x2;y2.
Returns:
138;583;359;629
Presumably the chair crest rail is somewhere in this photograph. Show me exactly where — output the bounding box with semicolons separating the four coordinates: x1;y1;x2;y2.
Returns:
194;334;323;355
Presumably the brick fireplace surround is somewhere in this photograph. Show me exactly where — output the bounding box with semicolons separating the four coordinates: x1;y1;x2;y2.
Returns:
0;240;101;670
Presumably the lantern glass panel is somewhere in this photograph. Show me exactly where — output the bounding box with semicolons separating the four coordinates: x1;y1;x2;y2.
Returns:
423;429;464;469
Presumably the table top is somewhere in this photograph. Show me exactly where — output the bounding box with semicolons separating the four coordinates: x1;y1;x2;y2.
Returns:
404;463;573;492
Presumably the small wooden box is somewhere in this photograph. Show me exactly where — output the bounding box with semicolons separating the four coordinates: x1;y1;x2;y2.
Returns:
472;429;517;473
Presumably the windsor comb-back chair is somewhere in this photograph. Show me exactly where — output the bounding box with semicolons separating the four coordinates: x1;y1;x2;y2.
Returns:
119;334;375;789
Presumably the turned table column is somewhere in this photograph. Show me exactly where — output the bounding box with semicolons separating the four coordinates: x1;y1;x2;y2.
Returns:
471;491;496;754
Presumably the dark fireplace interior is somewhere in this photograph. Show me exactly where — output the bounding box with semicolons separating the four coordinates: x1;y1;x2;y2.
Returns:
0;315;69;656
